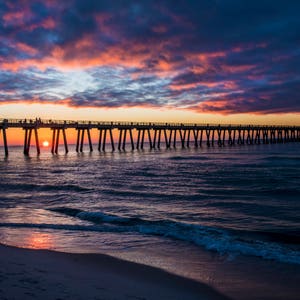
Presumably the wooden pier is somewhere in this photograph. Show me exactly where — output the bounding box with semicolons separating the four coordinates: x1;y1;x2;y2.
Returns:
1;118;300;156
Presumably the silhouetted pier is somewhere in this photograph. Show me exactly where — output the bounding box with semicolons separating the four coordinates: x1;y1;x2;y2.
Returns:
1;118;300;156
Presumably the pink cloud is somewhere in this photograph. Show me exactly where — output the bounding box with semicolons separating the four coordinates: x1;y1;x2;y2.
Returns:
2;11;29;26
15;42;38;56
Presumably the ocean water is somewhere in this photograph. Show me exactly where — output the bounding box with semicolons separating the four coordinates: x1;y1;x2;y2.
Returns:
0;143;300;299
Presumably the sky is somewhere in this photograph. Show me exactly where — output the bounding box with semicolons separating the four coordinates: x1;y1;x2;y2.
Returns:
1;0;300;124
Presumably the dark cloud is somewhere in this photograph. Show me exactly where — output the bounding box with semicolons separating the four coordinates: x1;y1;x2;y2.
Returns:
0;0;300;114
0;66;171;107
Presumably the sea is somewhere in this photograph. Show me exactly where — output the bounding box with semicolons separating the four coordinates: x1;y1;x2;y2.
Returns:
0;142;300;299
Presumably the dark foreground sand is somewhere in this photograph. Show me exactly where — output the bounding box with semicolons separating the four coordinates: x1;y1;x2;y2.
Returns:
0;244;230;300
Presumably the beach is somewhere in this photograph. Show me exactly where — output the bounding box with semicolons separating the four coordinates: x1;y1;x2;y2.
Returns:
0;244;230;300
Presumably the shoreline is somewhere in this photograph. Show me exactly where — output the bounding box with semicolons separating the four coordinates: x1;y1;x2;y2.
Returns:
0;243;230;300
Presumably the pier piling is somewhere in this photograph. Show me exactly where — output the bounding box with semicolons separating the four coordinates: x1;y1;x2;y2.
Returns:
23;126;40;155
0;127;9;156
52;127;68;154
129;129;134;150
110;129;115;151
63;129;68;153
55;129;60;154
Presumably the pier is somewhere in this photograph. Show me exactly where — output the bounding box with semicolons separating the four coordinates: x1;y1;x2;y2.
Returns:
1;118;300;156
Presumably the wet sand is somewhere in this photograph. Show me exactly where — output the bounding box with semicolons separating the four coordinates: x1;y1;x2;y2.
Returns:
0;244;230;300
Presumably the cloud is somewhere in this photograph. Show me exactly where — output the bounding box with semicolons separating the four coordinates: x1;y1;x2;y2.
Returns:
0;0;300;114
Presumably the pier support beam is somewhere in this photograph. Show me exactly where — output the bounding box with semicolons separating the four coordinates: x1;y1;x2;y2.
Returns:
110;129;115;151
80;129;85;152
284;129;289;142
98;129;103;151
255;129;261;144
270;129;276;144
193;129;198;147
118;129;123;150
23;127;40;155
246;128;252;145
232;129;236;145
76;128;93;152
277;130;283;143
157;129;162;149
147;129;153;149
211;129;215;146
153;129;157;149
179;129;186;148
23;128;28;154
51;128;68;154
76;129;80;152
291;129;296;142
1;128;9;156
97;128;113;152
141;129;145;149
122;129;127;150
129;129;134;150
136;130;141;150
164;129;170;148
217;128;223;147
34;128;40;154
186;130;191;147
206;129;211;147
237;128;243;145
228;129;234;146
167;129;171;149
199;130;203;147
55;128;60;154
263;129;269;144
87;128;93;152
173;129;177;148
62;129;69;153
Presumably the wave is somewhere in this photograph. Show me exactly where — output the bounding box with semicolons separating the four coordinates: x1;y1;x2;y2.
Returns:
46;207;300;264
1;207;299;265
168;156;211;161
262;155;300;162
0;183;91;193
50;207;136;224
0;222;107;232
262;188;300;196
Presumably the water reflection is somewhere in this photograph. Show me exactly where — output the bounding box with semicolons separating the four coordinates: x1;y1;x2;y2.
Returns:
26;232;54;249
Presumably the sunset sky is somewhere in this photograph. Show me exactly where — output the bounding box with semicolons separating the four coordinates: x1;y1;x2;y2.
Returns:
1;0;300;124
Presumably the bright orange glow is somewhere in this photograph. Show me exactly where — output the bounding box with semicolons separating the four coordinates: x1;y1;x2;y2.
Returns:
27;233;53;249
42;140;49;147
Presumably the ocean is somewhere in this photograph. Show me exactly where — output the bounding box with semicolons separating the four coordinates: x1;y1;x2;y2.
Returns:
1;143;300;299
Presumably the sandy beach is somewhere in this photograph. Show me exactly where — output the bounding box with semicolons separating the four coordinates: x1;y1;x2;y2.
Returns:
0;244;230;300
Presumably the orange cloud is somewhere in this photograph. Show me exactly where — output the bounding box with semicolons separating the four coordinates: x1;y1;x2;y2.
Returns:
41;17;56;29
169;83;199;91
3;11;28;26
15;42;38;56
222;64;255;73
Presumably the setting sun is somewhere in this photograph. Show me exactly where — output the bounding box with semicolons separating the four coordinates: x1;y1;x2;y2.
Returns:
42;141;49;147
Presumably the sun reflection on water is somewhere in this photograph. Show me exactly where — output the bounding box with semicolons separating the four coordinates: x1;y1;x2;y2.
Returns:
26;232;54;249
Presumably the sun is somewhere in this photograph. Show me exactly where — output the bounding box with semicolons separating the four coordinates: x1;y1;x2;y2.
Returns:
42;140;49;147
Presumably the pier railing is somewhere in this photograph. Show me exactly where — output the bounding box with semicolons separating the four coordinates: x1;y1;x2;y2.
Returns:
1;118;299;127
1;118;300;156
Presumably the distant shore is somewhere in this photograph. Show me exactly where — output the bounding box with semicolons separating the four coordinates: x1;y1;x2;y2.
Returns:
0;244;230;300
